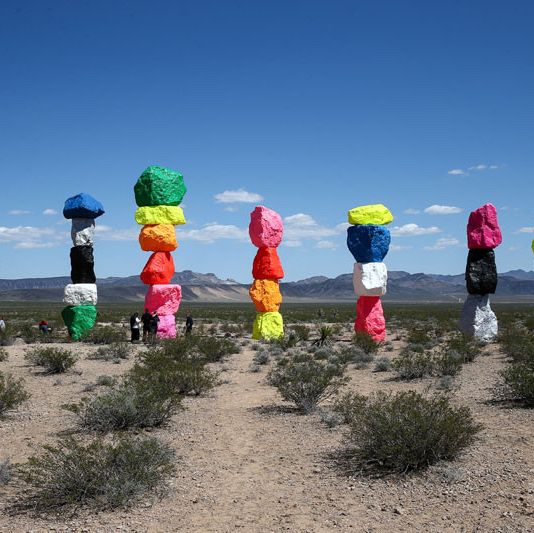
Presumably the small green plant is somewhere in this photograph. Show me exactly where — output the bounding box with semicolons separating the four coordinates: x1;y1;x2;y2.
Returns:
88;342;132;361
0;347;8;362
373;357;391;372
391;350;434;380
433;350;463;377
313;325;334;347
82;325;126;345
498;362;534;405
446;334;481;363
291;324;310;342
340;390;481;473
0;459;11;485
253;350;270;365
25;347;77;374
352;332;380;354
95;375;117;387
67;381;181;431
338;346;375;368
19;435;175;510
267;352;349;413
0;371;30;417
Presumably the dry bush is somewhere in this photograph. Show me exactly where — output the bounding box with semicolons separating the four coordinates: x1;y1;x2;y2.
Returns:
0;372;30;417
25;347;77;374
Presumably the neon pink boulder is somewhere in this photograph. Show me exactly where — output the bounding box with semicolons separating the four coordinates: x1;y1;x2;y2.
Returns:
249;206;283;248
144;284;182;315
156;314;176;338
355;296;386;342
467;203;502;249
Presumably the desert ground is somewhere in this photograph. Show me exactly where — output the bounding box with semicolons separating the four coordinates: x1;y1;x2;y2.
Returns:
0;303;533;532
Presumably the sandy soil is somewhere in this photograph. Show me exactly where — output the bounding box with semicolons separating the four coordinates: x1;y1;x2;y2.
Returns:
0;334;533;532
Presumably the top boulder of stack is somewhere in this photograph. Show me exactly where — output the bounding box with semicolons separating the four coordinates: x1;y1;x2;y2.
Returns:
134;166;187;207
348;204;393;226
467;203;502;249
63;193;105;219
249;206;284;248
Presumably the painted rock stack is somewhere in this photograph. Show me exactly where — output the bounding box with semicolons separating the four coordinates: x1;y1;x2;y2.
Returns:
249;206;284;340
134;166;187;338
61;193;105;340
460;203;501;343
346;204;393;342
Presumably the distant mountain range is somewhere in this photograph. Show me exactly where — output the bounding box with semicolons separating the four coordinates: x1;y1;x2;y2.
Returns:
2;269;534;302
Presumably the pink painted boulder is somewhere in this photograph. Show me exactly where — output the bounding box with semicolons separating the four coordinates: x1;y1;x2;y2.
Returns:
249;206;283;248
144;284;182;315
467;203;502;249
355;296;386;342
156;314;176;339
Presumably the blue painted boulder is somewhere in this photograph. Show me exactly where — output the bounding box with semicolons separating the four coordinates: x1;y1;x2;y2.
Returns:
63;193;105;219
347;225;390;262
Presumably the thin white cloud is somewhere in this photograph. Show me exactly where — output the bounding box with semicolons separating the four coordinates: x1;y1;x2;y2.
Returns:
468;164;499;171
315;240;337;250
424;237;460;251
0;225;67;249
390;223;441;237
95;226;138;241
518;227;534;233
424;205;463;215
284;213;345;243
389;244;412;252
214;189;263;204
8;209;31;215
448;169;466;176
282;240;303;248
43;208;58;215
224;206;239;213
404;208;420;215
178;224;248;243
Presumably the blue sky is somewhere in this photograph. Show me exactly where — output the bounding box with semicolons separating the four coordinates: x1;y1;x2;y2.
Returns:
1;0;533;282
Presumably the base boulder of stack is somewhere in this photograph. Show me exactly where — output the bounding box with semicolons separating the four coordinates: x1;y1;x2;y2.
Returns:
459;294;498;343
355;296;386;342
61;305;97;340
253;312;284;340
156;315;177;339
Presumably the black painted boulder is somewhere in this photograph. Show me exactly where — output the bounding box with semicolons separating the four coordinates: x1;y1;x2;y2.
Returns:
70;246;96;283
465;249;497;295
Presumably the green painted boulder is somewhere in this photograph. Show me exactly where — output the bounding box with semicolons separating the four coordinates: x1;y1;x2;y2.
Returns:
252;311;284;340
62;305;97;340
134;166;187;207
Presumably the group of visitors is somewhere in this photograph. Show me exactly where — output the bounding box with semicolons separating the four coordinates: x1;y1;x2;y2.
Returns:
129;311;193;343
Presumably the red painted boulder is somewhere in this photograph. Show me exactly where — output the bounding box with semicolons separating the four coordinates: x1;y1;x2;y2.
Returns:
140;252;175;285
156;315;177;339
252;247;284;280
467;203;502;249
355;296;386;342
144;284;182;315
249;206;283;248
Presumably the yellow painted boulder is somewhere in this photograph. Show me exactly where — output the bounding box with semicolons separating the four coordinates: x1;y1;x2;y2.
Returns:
139;224;177;252
249;279;282;312
348;204;393;226
135;206;186;225
252;311;284;340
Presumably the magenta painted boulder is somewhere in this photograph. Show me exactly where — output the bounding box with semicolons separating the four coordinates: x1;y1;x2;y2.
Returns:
156;315;176;339
144;284;182;315
249;206;283;248
355;296;386;342
467;203;502;249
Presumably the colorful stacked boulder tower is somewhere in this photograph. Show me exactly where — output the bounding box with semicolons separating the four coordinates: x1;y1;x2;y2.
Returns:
61;193;105;340
346;204;393;342
460;203;501;343
134;166;187;338
249;206;284;340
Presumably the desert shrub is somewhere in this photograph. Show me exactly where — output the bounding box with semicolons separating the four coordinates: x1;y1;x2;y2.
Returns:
274;332;299;351
391;350;434;380
0;335;15;347
129;348;217;397
291;324;310;342
436;375;458;391
88;342;132;362
267;352;349;413
433;351;463;377
352;332;380;354
253;350;270;365
446;334;481;363
373;357;391;372
0;372;30;417
318;408;344;428
313;347;335;360
405;326;432;346
96;375;117;387
499;328;534;364
498;362;534;405
0;347;8;362
82;326;125;345
194;336;239;362
0;459;11;485
341;391;482;473
332;391;367;424
67;381;181;431
338;346;375;368
19;435;175;510
25;347;77;374
313;325;334;347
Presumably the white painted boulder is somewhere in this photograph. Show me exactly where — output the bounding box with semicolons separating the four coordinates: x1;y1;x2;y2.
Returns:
71;218;96;246
63;283;98;306
459;294;498;343
352;262;387;297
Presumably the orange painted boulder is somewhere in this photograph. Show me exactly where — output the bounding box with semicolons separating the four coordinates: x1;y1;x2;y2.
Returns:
249;279;282;312
140;252;175;285
355;296;386;342
139;224;177;252
252;247;284;280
